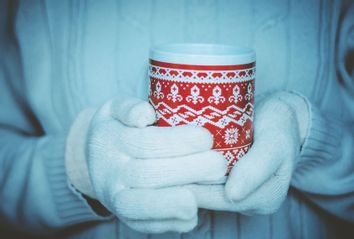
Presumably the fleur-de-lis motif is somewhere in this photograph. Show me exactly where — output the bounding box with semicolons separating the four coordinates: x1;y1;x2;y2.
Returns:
208;86;225;105
153;81;164;99
245;83;253;101
229;85;243;103
186;85;204;104
167;84;183;102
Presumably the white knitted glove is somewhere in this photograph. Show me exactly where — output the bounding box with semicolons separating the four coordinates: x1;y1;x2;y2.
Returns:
186;92;309;215
65;97;227;233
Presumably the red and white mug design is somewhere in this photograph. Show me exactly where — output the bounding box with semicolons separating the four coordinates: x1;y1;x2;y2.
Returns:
148;44;256;174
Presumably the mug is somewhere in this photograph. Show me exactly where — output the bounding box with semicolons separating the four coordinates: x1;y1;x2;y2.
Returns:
148;44;255;175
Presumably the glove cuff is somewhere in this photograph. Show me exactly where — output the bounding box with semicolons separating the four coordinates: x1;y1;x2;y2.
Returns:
43;136;112;225
65;108;96;198
297;105;342;166
291;104;343;192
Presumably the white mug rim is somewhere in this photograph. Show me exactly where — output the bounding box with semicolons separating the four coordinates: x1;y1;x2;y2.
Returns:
150;43;256;65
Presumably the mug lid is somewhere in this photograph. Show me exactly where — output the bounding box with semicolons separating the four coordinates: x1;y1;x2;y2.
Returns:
150;43;255;65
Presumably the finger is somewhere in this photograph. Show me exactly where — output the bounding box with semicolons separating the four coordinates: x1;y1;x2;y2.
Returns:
111;97;157;128
186;184;235;212
227;174;290;215
121;217;198;234
112;187;197;221
188;159;293;214
124;151;227;188
120;125;213;158
93;118;213;159
232;157;293;215
191;178;288;215
224;135;283;201
225;101;297;201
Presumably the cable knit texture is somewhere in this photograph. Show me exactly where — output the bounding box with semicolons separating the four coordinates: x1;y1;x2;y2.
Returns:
0;0;354;238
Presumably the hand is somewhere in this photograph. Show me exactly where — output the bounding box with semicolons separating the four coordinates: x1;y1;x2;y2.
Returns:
65;97;227;233
186;92;309;215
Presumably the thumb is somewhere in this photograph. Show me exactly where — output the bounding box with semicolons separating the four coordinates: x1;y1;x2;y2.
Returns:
225;98;296;201
111;97;157;128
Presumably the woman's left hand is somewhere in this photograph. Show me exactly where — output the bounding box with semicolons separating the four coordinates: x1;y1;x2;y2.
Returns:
186;92;309;215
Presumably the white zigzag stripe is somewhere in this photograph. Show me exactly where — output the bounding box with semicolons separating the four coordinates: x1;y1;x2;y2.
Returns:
149;100;253;128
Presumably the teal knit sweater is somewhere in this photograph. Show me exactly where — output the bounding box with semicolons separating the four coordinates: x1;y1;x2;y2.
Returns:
0;0;353;238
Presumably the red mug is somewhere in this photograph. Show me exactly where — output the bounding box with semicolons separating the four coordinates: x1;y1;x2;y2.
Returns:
148;44;256;175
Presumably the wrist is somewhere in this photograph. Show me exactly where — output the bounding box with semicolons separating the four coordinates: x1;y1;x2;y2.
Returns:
65;108;97;198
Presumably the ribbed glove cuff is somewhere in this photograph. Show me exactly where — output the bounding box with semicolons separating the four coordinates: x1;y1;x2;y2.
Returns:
65;108;96;198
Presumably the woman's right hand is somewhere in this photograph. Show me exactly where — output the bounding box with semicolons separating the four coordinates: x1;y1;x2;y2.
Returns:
65;97;227;233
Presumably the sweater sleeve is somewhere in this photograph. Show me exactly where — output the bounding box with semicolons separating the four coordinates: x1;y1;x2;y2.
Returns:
0;131;106;231
291;104;354;223
0;1;107;232
291;1;354;222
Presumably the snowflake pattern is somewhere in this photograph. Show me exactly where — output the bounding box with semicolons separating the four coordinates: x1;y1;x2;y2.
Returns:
224;128;239;145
